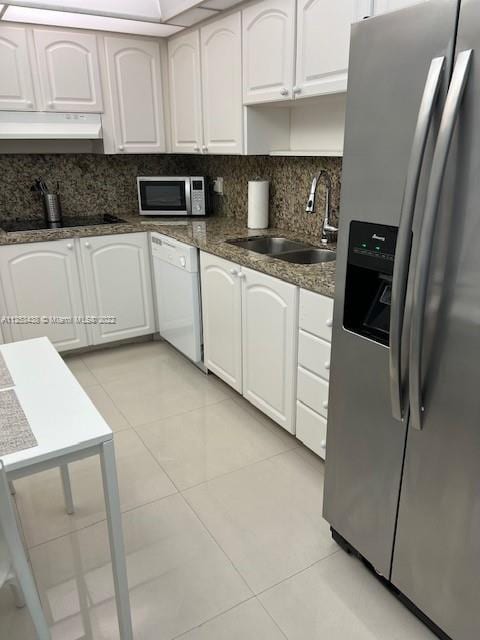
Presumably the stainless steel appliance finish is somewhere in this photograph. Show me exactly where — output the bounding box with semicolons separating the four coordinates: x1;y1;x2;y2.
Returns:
137;176;207;216
323;0;458;578
392;2;480;638
324;1;480;638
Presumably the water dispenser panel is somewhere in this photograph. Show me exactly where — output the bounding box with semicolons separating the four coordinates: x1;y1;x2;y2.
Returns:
343;221;399;346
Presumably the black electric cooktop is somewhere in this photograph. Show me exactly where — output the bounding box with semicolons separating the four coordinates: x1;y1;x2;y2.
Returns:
1;214;126;233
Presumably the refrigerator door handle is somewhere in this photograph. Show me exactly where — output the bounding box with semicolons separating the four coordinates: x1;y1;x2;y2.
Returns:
409;49;473;431
389;56;445;422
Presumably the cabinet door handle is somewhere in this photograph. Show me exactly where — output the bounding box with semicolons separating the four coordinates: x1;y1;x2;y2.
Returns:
320;439;326;450
280;87;289;96
26;101;34;108
293;86;301;95
48;101;54;108
322;400;328;410
237;272;246;280
326;318;333;328
230;268;239;276
67;243;73;250
194;146;200;152
118;144;124;151
85;241;91;248
202;145;208;153
325;361;330;370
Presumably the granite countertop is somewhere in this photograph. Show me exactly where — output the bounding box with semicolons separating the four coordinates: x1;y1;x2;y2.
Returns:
0;215;336;298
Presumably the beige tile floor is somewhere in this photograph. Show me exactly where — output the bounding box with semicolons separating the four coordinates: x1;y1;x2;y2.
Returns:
0;340;437;640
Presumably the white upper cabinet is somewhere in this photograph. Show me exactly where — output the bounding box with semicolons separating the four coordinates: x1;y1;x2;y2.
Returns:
79;233;154;345
296;0;370;98
0;240;88;352
241;267;298;434
373;0;427;14
103;36;166;154
33;29;103;112
0;25;36;111
200;12;243;154
242;0;296;104
168;30;203;154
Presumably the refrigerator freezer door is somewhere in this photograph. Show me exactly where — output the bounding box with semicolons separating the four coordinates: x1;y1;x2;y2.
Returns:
323;0;459;577
392;2;480;637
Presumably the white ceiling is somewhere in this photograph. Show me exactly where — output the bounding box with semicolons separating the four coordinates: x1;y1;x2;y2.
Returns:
0;0;245;36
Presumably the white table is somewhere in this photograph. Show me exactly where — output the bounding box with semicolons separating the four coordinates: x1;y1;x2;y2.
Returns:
0;337;133;640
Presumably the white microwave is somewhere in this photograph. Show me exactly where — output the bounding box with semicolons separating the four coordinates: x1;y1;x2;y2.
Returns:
137;176;207;216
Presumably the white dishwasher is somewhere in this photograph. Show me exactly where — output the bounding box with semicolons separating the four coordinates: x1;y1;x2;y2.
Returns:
151;232;203;366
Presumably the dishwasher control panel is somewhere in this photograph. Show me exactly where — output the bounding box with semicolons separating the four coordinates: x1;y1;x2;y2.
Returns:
151;233;199;272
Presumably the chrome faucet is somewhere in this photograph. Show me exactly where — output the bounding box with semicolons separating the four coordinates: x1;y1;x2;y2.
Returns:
305;170;338;244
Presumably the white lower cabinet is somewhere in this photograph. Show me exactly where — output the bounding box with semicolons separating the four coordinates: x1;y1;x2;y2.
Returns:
0;233;154;352
200;252;243;392
296;401;327;458
201;252;298;433
296;289;334;459
0;239;88;351
241;267;298;433
79;233;154;346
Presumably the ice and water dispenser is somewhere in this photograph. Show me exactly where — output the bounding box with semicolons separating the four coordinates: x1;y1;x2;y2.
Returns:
343;221;398;346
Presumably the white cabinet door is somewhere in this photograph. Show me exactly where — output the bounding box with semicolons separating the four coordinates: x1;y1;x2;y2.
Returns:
104;36;166;153
200;252;243;392
374;0;427;14
296;0;370;98
0;25;36;111
80;233;154;346
242;0;296;105
168;30;203;154
242;267;298;433
33;28;103;112
0;240;88;352
200;13;243;154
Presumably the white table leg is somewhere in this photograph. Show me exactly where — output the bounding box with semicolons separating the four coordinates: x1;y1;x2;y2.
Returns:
60;464;74;515
100;439;133;640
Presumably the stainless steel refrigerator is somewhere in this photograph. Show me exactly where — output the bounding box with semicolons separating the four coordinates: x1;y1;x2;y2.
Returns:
323;1;480;639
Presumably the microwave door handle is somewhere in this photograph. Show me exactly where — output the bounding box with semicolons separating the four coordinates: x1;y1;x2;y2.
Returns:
389;56;445;422
185;179;192;215
409;49;473;431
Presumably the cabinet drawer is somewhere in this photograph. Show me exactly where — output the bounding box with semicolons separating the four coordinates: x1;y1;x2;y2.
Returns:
297;365;329;418
296;401;327;459
298;330;330;380
299;289;333;341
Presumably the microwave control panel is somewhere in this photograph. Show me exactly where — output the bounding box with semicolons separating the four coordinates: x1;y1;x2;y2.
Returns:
191;177;206;216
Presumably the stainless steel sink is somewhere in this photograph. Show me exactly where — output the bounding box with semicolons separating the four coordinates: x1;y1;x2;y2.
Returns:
226;236;312;255
226;236;336;264
277;248;337;264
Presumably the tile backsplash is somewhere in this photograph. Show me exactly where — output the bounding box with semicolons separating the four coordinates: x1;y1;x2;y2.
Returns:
0;154;342;235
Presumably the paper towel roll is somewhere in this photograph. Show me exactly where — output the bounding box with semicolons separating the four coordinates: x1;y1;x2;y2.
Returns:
248;180;269;229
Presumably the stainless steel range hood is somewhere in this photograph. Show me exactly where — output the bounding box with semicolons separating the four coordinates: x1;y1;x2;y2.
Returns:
0;112;103;139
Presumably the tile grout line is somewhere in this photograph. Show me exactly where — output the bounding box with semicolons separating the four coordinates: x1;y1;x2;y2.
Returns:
183;481;341;604
178;490;255;598
255;596;290;640
176;445;311;495
255;548;341;599
25;490;180;551
170;595;258;640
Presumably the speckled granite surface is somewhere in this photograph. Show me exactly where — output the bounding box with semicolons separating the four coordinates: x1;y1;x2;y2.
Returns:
183;155;342;234
0;153;340;296
0;154;341;235
0;216;336;298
